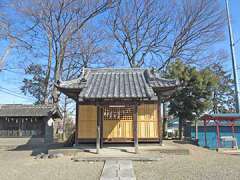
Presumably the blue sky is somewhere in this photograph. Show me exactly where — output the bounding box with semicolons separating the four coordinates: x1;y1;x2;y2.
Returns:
0;0;240;104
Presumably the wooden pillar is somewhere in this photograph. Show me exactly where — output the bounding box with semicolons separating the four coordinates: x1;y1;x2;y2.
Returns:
96;106;101;154
157;97;162;145
100;106;104;148
133;104;139;154
75;101;79;146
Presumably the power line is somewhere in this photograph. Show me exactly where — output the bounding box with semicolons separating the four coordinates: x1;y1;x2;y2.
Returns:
0;86;23;95
0;88;34;101
0;89;34;100
0;86;34;98
1;69;25;75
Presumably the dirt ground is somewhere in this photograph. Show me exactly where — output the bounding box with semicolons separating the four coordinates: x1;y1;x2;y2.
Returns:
0;150;103;180
0;142;240;180
134;143;240;180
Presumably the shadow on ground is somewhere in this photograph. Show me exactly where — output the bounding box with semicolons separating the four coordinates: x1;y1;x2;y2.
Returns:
6;138;50;156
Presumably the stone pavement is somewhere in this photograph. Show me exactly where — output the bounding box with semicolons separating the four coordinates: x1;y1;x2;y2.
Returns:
100;160;136;180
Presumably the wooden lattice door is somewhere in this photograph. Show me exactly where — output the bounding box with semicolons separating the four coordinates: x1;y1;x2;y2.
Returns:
103;106;133;140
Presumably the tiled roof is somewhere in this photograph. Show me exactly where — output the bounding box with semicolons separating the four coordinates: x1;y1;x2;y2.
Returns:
0;104;62;117
57;68;179;100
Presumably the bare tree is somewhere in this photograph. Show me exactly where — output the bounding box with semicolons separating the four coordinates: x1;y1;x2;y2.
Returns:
0;1;36;72
107;0;170;68
14;0;117;103
0;3;15;71
107;0;225;69
0;36;15;72
63;25;115;77
162;0;225;69
0;41;15;71
60;24;114;131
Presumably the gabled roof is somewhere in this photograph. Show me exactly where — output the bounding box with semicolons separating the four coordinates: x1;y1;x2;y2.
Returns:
57;68;179;100
0;104;62;118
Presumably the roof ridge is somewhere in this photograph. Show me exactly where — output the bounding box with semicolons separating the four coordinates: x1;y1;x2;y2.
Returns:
0;104;55;108
86;68;151;72
85;67;150;69
0;104;61;118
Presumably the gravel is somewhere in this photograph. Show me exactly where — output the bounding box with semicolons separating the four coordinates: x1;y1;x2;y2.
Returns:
1;143;240;180
134;144;240;180
0;150;103;180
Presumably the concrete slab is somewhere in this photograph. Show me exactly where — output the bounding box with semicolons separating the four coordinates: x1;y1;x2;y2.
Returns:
120;178;136;180
119;169;135;177
100;178;119;180
100;160;136;180
48;141;190;161
119;160;133;169
104;160;119;169
72;156;161;162
101;169;118;178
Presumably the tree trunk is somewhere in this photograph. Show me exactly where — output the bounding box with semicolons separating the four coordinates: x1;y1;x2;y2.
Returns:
213;91;218;113
52;61;60;103
162;102;167;138
195;119;199;145
162;118;167;138
195;119;198;140
52;42;67;103
43;36;52;104
178;117;183;140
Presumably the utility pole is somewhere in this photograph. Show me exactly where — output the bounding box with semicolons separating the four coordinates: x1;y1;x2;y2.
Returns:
225;0;240;113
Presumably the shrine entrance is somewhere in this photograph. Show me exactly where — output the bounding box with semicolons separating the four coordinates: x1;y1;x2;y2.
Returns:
103;106;134;141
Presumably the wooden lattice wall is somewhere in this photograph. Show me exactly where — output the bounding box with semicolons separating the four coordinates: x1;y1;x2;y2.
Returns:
103;106;133;139
137;104;159;138
78;103;159;140
78;105;97;138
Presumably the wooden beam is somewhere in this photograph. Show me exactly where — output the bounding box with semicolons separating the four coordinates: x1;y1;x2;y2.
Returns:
133;104;139;154
75;101;79;146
